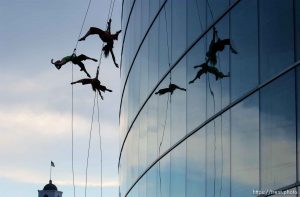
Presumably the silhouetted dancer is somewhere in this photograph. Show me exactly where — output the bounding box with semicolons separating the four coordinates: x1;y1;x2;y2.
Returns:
71;68;112;100
155;83;186;96
78;19;121;68
189;61;229;84
51;54;97;78
206;27;237;65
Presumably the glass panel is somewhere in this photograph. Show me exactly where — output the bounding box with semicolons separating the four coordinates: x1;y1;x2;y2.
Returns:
158;1;171;79
230;0;258;101
187;0;206;46
297;0;300;60
206;122;215;197
260;71;296;190
206;17;230;118
206;113;230;197
186;129;206;197
217;112;230;197
138;174;147;196
141;0;150;36
127;173;138;197
170;142;186;197
127;58;141;124
207;0;229;25
187;40;206;132
171;0;187;63
157;78;171;155
139;110;148;177
147;94;158;166
146;164;158;197
298;69;300;183
149;0;159;23
259;0;294;81
148;21;159;92
121;0;131;30
140;38;149;103
132;120;140;188
231;93;259;196
171;60;187;144
157;154;171;197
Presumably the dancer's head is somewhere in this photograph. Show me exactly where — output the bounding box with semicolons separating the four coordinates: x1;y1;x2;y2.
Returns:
102;44;110;57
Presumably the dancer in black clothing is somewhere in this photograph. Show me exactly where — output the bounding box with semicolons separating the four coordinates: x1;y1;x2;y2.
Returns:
189;61;229;84
51;53;97;78
206;27;237;65
71;68;112;100
79;19;121;68
155;83;186;95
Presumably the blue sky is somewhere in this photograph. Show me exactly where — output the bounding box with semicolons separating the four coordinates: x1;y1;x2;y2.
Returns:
0;0;122;196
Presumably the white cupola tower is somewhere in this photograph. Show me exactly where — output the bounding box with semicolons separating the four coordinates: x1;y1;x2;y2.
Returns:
38;180;63;197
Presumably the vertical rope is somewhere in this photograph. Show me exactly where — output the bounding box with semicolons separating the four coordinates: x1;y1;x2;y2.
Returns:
158;6;172;196
158;94;170;197
205;3;219;196
207;0;215;21
163;6;172;84
195;0;204;32
71;1;93;196
70;0;117;196
75;0;93;50
96;94;103;197
108;0;117;20
71;63;76;197
207;74;216;197
84;92;97;197
216;44;224;197
97;0;117;71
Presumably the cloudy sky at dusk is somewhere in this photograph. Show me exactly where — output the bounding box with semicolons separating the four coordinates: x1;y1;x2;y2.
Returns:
0;0;122;196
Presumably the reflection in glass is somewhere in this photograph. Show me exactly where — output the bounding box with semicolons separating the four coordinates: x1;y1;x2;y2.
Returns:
187;0;206;46
186;129;205;196
260;71;296;190
206;17;230;118
259;0;294;81
138;108;148;179
149;0;159;23
171;0;186;63
139;38;149;103
158;1;171;79
146;165;158;197
206;0;229;25
231;93;259;196
230;0;258;101
206;113;230;197
170;142;186;197
141;0;149;36
148;22;159;92
296;67;300;181
147;96;158;166
187;40;206;132
171;60;187;144
157;79;171;155
157;154;171;197
297;1;300;60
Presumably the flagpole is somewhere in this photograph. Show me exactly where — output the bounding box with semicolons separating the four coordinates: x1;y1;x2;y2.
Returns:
50;163;52;180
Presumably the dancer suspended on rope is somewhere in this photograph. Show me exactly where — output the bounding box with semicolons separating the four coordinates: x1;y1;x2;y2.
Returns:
71;67;112;100
51;53;97;78
155;83;186;96
78;19;121;68
206;27;238;65
189;61;229;84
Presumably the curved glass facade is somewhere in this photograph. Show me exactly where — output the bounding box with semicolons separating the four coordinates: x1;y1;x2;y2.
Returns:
119;0;300;196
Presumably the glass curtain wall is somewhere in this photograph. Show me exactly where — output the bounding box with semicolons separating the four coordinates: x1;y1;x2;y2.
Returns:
119;0;300;196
